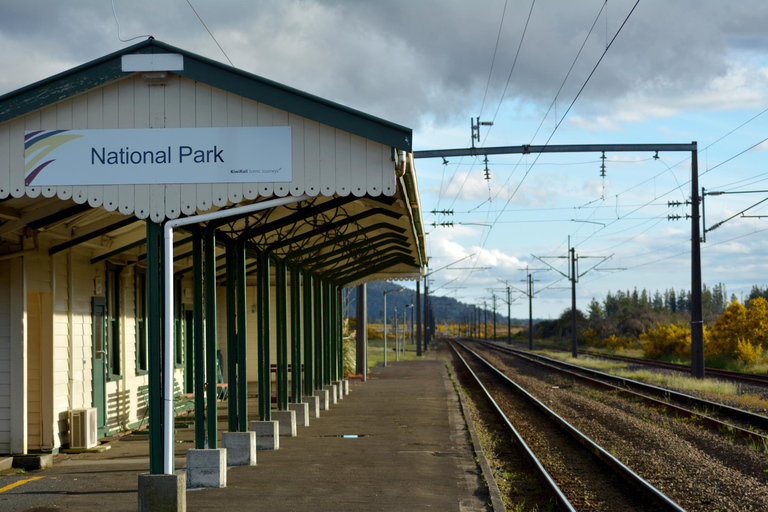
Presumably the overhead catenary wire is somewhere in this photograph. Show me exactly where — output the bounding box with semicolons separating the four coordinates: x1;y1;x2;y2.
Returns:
527;0;608;145
477;1;615;212
580;223;768;289
562;123;768;258
439;0;530;212
186;0;234;67
479;0;510;118
444;4;768;310
485;0;537;136
576;129;768;254
702;134;768;177
478;0;641;253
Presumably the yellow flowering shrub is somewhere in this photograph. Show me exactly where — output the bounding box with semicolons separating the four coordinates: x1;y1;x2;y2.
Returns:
640;322;691;359
735;337;762;364
600;334;636;350
581;327;599;346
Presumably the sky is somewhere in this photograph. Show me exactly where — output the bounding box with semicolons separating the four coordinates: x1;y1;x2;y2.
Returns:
3;0;768;319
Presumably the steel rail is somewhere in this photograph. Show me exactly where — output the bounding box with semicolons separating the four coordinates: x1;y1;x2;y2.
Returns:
479;340;768;438
449;342;576;512
578;349;768;386
451;340;686;512
506;339;768;386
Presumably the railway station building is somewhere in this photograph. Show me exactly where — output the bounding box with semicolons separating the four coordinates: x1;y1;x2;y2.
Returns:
0;38;426;478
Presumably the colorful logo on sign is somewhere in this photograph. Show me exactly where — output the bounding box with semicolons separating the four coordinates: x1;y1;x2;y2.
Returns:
24;130;83;186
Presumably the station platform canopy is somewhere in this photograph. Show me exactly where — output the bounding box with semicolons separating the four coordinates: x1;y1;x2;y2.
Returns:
0;38;426;284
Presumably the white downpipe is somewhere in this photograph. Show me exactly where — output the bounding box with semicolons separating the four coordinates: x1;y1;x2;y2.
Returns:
68;251;74;413
161;194;310;474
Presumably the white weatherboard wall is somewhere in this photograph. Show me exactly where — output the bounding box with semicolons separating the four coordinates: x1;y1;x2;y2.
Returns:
16;244;173;451
0;74;396;223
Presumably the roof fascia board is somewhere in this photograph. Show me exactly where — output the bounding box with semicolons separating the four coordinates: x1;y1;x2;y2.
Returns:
171;43;412;151
0;40;154;123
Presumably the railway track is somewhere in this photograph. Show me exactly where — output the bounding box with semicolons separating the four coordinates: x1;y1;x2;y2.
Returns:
578;349;768;386
474;339;768;443
450;340;686;512
500;338;768;387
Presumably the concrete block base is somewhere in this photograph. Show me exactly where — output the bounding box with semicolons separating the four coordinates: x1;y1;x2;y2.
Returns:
272;410;297;437
222;432;257;466
250;420;279;450
138;473;186;512
342;379;350;395
288;402;310;427
186;449;226;489
314;389;330;411
12;454;53;471
332;380;344;400
303;395;320;418
324;383;338;404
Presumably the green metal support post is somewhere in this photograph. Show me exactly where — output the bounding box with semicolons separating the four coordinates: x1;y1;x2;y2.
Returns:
276;259;289;410
204;226;218;448
226;239;238;431
290;267;302;403
193;228;205;448
313;277;323;390
236;238;248;432
329;282;337;382
303;272;314;397
323;280;331;386
257;251;272;421
146;220;164;474
333;285;344;380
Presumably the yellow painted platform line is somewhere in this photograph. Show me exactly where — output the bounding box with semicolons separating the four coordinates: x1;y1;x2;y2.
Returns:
0;476;44;493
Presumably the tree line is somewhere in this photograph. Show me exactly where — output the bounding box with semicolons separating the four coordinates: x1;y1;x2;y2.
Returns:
586;283;729;324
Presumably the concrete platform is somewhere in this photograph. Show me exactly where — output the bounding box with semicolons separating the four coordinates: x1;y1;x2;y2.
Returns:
1;359;491;512
187;360;490;511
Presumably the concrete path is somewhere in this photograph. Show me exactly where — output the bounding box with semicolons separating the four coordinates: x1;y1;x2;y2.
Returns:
0;360;491;511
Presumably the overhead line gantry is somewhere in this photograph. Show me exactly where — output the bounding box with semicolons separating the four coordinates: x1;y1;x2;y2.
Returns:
415;141;705;378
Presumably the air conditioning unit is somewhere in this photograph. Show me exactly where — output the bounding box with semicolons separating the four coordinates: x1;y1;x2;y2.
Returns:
69;408;97;449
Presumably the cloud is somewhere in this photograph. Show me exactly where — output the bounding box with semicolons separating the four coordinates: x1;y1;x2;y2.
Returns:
569;116;623;132
4;0;768;131
428;167;572;209
5;0;768;317
427;223;527;285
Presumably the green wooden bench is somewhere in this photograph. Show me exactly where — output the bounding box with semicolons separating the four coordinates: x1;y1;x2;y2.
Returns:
137;381;195;428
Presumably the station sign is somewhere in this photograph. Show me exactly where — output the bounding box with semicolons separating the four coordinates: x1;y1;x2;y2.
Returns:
24;126;292;186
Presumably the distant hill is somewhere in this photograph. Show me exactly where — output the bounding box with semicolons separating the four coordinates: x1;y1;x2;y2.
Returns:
344;280;534;325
